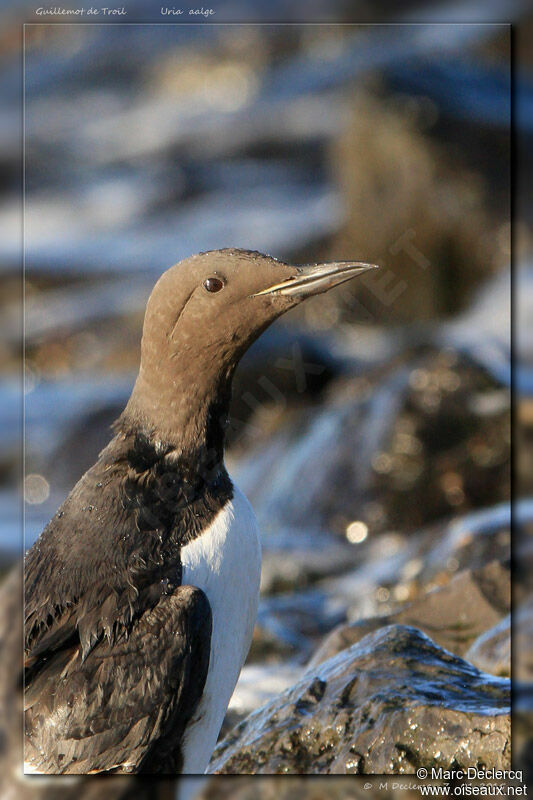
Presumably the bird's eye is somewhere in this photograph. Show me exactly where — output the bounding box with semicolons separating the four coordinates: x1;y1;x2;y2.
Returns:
203;276;225;293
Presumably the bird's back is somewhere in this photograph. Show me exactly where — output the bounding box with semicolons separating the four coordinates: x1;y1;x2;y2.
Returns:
23;426;241;774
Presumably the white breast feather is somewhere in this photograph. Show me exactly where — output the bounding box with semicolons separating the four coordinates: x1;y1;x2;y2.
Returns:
179;483;261;774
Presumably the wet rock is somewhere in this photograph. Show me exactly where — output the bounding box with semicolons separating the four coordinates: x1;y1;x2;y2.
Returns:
311;559;510;667
221;663;303;739
210;625;510;775
228;325;344;452
483;598;533;683
514;682;533;788
259;529;359;595
515;600;533;682
251;589;347;663
418;507;512;588
236;349;510;540
247;620;297;663
234;364;412;538
249;501;514;674
465;615;510;677
316;504;512;626
367;349;510;531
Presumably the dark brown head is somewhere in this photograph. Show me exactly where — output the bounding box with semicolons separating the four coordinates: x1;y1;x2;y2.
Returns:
124;248;377;450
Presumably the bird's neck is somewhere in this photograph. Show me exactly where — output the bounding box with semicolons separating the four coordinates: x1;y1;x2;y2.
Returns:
120;364;233;473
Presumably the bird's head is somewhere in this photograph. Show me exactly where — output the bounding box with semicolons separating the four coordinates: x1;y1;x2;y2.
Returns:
140;248;376;365
126;248;377;443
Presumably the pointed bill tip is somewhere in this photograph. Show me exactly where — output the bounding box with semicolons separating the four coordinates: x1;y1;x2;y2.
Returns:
324;261;380;275
253;260;380;298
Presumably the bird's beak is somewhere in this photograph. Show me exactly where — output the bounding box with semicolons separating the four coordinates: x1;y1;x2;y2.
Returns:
253;261;379;299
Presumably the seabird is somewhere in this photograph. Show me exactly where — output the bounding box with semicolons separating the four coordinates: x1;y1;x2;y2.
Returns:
24;248;376;775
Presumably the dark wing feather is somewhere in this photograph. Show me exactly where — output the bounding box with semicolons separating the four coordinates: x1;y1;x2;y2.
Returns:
24;585;211;775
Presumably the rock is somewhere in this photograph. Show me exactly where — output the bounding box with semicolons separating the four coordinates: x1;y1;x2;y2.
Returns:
486;598;533;683
419;507;512;588
247;621;297;663
308;617;390;669
233;365;413;538
310;559;510;667
252;589;348;663
235;350;510;540
229;325;344;451
465;615;510;677
221;663;303;739
258;529;359;596
316;503;513;625
210;625;510;775
514;682;533;787
515;600;533;682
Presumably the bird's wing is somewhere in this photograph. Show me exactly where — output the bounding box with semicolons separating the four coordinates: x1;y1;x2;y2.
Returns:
24;584;212;775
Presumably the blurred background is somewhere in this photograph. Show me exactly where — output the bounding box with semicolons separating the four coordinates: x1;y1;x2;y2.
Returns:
0;0;531;792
